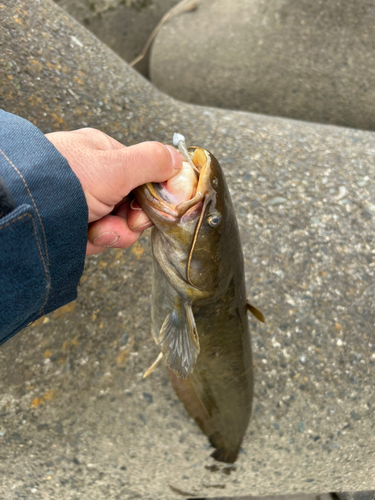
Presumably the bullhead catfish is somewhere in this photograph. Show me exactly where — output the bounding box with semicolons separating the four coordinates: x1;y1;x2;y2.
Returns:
134;136;264;463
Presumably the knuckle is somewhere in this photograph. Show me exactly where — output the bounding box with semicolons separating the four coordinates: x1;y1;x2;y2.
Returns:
79;127;111;146
79;127;98;135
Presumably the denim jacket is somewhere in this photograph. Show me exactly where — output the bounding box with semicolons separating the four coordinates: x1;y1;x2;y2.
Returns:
0;110;88;345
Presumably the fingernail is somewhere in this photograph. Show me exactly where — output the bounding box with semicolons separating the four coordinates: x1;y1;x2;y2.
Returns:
165;144;182;170
130;198;142;211
133;221;153;231
131;211;152;230
92;232;120;247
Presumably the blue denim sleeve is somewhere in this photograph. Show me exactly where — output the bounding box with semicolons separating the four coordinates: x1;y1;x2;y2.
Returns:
0;110;88;345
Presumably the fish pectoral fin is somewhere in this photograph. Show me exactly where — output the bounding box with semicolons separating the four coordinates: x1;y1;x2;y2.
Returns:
158;302;200;379
247;301;265;323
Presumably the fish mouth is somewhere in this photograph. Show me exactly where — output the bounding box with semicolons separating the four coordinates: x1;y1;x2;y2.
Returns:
134;147;214;290
151;182;203;224
135;147;211;225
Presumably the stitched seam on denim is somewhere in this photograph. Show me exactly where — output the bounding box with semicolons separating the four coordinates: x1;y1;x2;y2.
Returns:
0;212;50;314
0;147;50;266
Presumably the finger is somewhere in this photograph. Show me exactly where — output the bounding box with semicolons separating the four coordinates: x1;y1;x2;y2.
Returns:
86;241;109;256
88;215;140;250
112;198;152;231
114;199;131;219
127;199;153;232
103;142;182;197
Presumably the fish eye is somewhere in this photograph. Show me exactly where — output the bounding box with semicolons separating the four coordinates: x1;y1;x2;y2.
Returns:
207;213;222;227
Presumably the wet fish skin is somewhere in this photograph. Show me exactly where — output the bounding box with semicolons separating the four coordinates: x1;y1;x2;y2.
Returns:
168;268;253;464
135;147;254;463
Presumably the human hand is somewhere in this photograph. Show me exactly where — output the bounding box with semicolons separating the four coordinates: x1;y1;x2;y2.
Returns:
46;128;182;255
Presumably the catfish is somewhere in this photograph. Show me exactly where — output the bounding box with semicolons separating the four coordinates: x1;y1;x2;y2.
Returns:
134;138;264;463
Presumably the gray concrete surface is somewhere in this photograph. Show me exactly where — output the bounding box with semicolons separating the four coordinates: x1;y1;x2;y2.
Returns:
53;0;181;76
150;0;375;131
1;0;375;498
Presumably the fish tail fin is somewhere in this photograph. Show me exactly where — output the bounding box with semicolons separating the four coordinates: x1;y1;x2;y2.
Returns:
210;446;239;464
169;369;242;464
209;433;240;464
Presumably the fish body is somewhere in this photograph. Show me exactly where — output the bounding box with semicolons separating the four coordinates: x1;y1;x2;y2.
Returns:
135;146;259;463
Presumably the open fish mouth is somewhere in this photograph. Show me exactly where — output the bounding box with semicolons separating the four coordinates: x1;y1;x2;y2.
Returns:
155;157;198;207
134;139;217;291
150;152;203;223
135;144;211;225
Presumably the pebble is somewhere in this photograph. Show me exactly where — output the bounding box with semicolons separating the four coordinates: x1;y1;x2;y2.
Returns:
143;392;153;404
268;197;287;205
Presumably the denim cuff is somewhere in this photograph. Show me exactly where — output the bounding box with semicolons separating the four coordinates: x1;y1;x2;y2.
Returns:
0;110;88;343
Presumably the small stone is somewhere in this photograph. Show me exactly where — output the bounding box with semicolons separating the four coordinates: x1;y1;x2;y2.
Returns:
120;333;129;345
142;392;153;404
55;422;63;435
268;197;287;205
11;432;23;442
333;186;347;201
350;411;360;421
37;423;49;431
138;413;147;425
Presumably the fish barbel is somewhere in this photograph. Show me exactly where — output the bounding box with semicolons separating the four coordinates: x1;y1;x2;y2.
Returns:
134;136;264;463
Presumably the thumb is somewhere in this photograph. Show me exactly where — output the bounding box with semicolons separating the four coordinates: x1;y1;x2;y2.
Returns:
100;142;182;202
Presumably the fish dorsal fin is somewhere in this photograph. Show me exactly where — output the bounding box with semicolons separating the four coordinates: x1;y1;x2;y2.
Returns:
158;302;200;379
247;301;265;323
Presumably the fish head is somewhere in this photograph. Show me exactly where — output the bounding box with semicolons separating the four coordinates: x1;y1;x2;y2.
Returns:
183;147;238;297
134;146;239;300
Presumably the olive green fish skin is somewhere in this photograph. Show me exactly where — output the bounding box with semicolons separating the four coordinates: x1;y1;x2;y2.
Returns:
168;264;253;464
136;149;253;463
